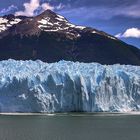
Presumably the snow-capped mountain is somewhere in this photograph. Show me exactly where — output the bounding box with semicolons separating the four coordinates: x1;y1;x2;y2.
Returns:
0;10;117;39
0;59;140;113
0;10;140;65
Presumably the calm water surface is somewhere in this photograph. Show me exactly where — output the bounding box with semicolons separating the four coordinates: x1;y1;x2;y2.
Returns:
0;113;140;140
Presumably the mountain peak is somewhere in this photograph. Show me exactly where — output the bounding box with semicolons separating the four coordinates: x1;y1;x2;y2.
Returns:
37;10;57;19
0;10;119;40
0;10;119;41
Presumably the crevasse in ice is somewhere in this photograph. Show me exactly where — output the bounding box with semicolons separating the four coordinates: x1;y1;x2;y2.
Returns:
0;59;139;113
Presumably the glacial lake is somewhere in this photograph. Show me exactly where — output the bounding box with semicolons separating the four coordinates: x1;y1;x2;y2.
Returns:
0;113;140;140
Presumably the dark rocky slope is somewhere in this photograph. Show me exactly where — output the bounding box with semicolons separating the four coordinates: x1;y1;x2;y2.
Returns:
0;10;140;65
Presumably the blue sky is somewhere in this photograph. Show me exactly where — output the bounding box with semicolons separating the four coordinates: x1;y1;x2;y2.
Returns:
0;0;140;48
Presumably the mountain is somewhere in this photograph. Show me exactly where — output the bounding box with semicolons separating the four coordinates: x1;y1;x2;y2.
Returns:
0;10;140;65
0;60;140;112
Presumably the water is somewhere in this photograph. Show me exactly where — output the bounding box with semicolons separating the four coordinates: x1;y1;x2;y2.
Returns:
0;113;140;140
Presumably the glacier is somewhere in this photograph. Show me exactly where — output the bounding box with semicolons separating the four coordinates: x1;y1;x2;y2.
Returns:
0;59;140;113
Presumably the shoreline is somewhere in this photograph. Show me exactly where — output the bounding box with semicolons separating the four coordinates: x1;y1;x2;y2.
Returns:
0;112;140;116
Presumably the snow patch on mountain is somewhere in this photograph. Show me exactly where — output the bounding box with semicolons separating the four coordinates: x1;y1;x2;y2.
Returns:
0;17;21;33
0;60;139;113
37;15;84;38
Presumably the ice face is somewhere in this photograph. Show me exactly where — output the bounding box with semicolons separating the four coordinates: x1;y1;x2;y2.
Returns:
0;59;140;113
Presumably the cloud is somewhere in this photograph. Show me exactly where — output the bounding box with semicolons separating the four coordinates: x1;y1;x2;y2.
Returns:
58;0;140;20
115;28;140;38
0;5;18;16
117;3;140;18
15;0;54;17
60;4;140;20
41;3;54;11
56;3;65;10
15;0;39;16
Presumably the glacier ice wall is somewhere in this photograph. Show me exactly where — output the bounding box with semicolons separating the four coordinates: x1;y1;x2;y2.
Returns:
0;59;140;113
